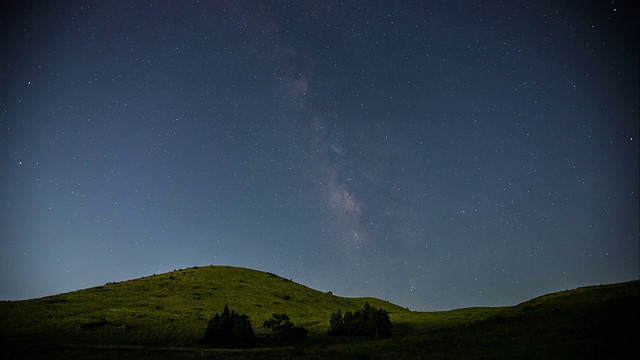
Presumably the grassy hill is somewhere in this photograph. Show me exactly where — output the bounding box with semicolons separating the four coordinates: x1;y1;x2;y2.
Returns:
1;265;638;359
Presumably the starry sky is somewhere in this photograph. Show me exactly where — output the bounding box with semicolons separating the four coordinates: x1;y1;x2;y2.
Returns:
1;1;638;311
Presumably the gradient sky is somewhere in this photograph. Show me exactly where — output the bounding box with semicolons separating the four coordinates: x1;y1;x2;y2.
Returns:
1;1;638;311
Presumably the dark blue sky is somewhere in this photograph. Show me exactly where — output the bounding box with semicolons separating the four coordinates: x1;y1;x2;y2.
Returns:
1;1;638;310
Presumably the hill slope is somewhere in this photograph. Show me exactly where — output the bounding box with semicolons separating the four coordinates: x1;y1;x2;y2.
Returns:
1;265;638;359
0;265;408;346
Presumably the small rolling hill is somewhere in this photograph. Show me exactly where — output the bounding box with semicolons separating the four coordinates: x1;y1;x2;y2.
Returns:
1;265;638;359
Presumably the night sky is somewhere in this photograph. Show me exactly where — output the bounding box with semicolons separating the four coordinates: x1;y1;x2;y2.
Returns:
1;1;638;311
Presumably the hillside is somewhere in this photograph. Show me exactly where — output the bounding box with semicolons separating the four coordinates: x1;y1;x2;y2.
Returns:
0;266;407;346
1;266;638;359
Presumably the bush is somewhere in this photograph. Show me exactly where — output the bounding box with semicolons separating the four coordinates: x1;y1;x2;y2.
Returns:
203;305;254;346
328;302;392;338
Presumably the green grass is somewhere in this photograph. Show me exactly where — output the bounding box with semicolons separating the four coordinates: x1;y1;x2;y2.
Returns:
1;265;638;359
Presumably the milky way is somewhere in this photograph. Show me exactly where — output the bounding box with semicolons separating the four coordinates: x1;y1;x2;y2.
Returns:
1;1;638;310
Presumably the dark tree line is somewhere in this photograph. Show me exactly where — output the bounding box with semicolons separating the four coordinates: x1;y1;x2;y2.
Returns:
202;305;254;346
202;307;308;347
202;303;392;347
328;302;392;338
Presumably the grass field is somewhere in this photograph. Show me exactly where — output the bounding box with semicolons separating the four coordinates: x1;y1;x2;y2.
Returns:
1;265;638;359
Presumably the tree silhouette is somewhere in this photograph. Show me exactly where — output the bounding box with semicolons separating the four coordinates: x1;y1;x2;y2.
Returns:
328;302;392;338
203;305;254;346
263;313;308;338
328;308;346;336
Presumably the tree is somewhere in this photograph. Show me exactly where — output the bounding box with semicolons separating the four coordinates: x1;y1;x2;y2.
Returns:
363;305;392;338
263;313;308;339
203;305;254;346
328;308;345;337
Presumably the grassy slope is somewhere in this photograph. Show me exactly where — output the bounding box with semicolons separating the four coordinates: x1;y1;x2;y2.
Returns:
1;265;638;359
0;266;407;345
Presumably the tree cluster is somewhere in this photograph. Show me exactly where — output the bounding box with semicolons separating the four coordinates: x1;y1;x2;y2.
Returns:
263;313;308;339
202;305;254;346
328;303;392;338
